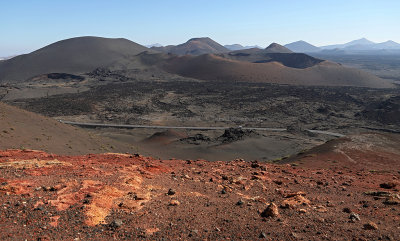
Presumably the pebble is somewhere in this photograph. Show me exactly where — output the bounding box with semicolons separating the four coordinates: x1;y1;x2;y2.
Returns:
167;189;176;195
169;200;180;206
299;209;307;214
363;221;378;230
343;207;352;213
349;213;360;221
380;182;396;189
109;219;123;229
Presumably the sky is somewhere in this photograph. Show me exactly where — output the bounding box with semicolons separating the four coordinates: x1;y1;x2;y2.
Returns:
1;0;400;56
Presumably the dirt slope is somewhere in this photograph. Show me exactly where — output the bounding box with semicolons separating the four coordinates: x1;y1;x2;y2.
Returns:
0;102;133;154
0;36;151;81
162;54;394;88
282;132;400;170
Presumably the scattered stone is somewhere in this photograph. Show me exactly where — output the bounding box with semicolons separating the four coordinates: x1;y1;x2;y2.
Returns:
380;182;397;189
383;197;400;205
363;221;378;230
34;206;44;211
261;202;279;218
259;232;267;238
251;161;260;168
145;228;160;236
167;189;176;195
299;209;307;214
281;195;310;209
236;200;244;206
349;213;361;221
285;191;306;198
314;205;328;213
291;232;300;238
364;191;391;197
109;219;123;229
169;200;180;206
343;207;352;213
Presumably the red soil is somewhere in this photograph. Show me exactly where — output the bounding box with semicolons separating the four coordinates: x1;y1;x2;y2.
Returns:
0;137;399;240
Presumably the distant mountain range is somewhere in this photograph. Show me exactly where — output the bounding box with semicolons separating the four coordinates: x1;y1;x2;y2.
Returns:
224;44;262;51
284;38;400;53
145;43;163;48
284;41;321;53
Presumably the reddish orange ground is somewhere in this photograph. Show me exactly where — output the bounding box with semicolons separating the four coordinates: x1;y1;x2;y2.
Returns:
0;134;400;240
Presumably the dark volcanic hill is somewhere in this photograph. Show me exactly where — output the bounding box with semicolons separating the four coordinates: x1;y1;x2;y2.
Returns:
0;36;151;81
162;54;394;88
219;43;323;69
151;37;229;56
285;40;321;53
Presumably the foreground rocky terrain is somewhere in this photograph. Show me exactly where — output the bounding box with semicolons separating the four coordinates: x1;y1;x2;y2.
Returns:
0;132;399;240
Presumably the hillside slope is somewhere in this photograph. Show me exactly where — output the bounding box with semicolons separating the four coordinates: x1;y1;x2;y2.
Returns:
0;36;151;81
0;102;132;154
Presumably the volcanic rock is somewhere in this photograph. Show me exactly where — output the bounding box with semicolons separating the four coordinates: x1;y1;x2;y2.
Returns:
261;202;279;218
363;222;378;230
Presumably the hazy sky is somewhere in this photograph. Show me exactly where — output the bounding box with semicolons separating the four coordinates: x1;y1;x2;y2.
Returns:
1;0;399;56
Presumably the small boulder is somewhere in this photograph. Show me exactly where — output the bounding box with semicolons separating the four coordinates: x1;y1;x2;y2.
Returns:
281;195;310;209
343;207;352;213
109;219;123;229
349;213;361;221
236;200;244;206
299;209;307;214
383;197;400;205
167;189;176;195
169;200;180;206
261;202;279;218
363;221;378;230
380;182;397;189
